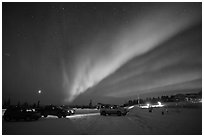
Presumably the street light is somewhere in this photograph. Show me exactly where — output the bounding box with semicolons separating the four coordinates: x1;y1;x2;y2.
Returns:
37;89;42;108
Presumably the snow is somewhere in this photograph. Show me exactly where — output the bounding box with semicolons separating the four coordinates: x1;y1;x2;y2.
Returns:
2;107;202;135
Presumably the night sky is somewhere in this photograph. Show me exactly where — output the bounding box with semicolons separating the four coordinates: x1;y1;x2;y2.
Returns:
3;3;202;105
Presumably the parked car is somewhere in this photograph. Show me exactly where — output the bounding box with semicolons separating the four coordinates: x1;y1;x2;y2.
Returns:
100;104;129;116
61;106;75;115
40;105;70;118
3;106;41;121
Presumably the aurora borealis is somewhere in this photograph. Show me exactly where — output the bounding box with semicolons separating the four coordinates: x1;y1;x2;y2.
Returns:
3;2;202;105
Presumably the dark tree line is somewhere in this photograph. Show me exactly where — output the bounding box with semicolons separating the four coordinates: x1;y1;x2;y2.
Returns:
2;99;41;109
122;91;202;107
3;91;201;109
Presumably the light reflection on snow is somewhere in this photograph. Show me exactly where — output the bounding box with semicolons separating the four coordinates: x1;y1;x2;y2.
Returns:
45;113;100;119
139;103;165;109
67;113;100;119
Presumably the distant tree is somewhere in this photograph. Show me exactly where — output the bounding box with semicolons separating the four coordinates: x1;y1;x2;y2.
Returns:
89;99;93;108
161;96;166;102
140;99;144;104
133;99;137;105
152;97;157;103
32;103;37;108
23;102;29;107
149;97;153;103
128;100;133;105
37;101;40;108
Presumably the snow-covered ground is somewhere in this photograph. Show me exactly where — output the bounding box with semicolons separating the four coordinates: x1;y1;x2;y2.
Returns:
2;106;202;135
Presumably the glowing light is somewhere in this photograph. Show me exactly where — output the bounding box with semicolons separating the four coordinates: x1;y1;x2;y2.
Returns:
128;105;134;110
62;3;201;102
38;90;42;94
26;109;32;112
140;104;150;109
45;113;100;119
139;103;164;109
66;113;99;119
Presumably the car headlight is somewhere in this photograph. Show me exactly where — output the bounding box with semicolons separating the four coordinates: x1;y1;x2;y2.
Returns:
26;109;32;112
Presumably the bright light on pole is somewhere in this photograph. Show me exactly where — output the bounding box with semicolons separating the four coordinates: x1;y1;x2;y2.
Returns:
37;90;42;108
